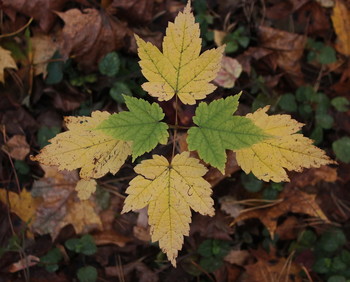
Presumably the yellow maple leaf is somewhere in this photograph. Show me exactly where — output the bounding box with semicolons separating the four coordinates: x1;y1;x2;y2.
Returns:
32;111;132;179
0;189;42;227
235;107;335;182
0;46;17;84
136;2;224;105
122;152;214;266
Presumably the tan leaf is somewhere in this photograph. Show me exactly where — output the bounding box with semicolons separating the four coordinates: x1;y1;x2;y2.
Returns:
31;34;58;77
1;135;30;160
75;179;97;200
0;46;17;84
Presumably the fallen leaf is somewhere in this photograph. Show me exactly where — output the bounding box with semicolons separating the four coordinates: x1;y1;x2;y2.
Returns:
0;189;41;227
275;216;300;240
2;0;68;32
122;152;214;266
213;56;242;88
111;0;155;24
245;249;302;282
258;26;306;83
214;30;228;47
93;230;131;247
31;34;58;77
0;46;17;84
7;255;40;273
332;0;350;56
236;107;335;182
1;135;30;160
31;111;132;179
224;250;251;265
136;2;224;104
31;165;102;239
233;188;329;238
75;179;97;201
219;196;243;218
316;0;334;7
289;166;338;187
57;8;131;68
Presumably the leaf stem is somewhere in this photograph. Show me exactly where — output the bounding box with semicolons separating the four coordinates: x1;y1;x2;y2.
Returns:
171;94;179;159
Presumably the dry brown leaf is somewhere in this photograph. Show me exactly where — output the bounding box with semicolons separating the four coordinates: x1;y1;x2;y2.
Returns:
258;26;306;84
57;8;131;68
289;166;338;187
111;0;155;24
2;0;68;32
332;0;350;56
93;230;131;247
245;249;302;282
0;46;17;84
224;250;251;266
31;34;58;77
233;188;329;238
1;135;30;160
219;196;243;218
31;165;102;239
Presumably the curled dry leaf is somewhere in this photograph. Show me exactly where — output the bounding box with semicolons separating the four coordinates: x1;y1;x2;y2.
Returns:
56;8;131;68
0;46;17;84
2;0;68;32
1;135;30;160
213;56;242;88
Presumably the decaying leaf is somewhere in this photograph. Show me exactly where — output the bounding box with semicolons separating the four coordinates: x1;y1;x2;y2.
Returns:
236;107;335;182
233;188;329;238
245;249;302;282
2;0;68;32
213;56;242;88
1;135;30;160
332;0;350;56
31;165;102;239
31;111;132;179
136;1;224;104
122;152;214;266
75;179;97;201
0;46;17;84
31;34;58;77
57;8;131;68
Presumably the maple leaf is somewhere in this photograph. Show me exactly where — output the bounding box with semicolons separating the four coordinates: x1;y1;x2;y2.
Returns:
0;46;17;84
136;1;224;105
122;152;214;266
235;107;335;182
0;189;42;227
187;95;269;172
32;111;132;179
98;96;169;161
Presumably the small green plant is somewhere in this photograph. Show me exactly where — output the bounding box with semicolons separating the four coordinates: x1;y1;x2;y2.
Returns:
40;248;63;272
307;39;337;65
223;26;250;54
65;234;97;255
197;239;231;272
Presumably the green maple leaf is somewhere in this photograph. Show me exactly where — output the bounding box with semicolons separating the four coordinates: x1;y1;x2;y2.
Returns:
98;96;169;161
187;95;269;172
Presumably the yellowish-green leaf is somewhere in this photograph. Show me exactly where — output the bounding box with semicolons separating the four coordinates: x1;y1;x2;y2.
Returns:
31;111;132;179
76;179;97;200
0;46;17;84
235;107;335;182
122;152;214;266
136;2;224;105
